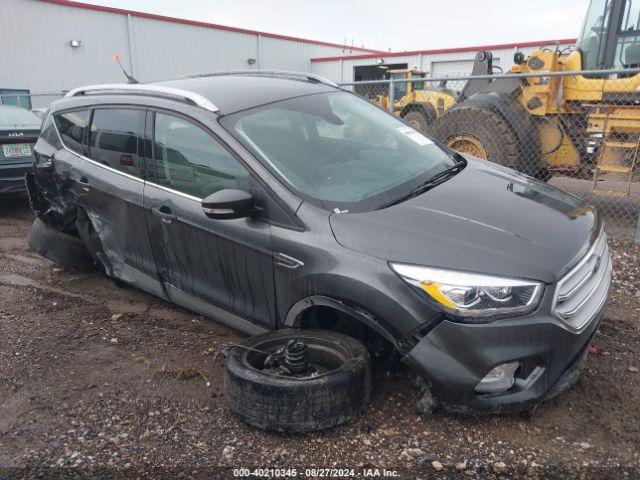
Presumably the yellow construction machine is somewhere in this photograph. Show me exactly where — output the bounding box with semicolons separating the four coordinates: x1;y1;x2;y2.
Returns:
433;0;640;197
375;69;457;132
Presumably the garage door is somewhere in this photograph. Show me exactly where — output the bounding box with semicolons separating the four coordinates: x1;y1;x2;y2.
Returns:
431;58;500;78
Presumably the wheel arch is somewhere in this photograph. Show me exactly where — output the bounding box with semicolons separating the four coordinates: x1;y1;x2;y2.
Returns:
284;295;399;348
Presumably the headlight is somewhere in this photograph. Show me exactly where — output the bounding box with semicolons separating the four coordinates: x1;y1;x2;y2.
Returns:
391;263;543;320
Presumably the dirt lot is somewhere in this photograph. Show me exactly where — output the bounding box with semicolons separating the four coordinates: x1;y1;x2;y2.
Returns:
1;196;639;479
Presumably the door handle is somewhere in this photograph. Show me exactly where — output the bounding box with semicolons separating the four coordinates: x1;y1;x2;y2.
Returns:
152;206;177;224
78;176;91;192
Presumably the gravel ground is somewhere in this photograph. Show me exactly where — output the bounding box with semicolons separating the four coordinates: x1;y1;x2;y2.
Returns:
0;197;639;479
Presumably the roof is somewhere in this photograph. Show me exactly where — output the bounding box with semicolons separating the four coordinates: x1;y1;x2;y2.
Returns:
310;38;577;62
40;0;384;54
154;75;336;114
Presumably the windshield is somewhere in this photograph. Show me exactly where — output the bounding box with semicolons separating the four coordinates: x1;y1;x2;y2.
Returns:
0;106;42;127
576;0;612;69
222;92;456;212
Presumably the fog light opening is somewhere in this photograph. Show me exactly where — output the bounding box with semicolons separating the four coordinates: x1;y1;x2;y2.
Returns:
475;362;520;394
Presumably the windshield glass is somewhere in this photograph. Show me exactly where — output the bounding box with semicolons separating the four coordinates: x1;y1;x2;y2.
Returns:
0;106;41;127
576;0;612;69
222;92;456;211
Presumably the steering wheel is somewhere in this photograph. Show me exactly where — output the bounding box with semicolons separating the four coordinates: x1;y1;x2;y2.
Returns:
329;142;357;164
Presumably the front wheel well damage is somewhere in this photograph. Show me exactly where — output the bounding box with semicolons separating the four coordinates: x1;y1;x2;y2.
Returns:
297;305;394;360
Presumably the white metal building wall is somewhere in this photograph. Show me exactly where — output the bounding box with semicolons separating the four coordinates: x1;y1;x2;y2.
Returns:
311;45;557;83
129;16;258;81
431;58;501;77
0;0;374;107
0;0;132;96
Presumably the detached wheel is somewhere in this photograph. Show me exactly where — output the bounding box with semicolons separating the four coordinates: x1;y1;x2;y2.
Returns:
402;105;436;133
28;217;93;269
434;102;519;168
225;329;371;432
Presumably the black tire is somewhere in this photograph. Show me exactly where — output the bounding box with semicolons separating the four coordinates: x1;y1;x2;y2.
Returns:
434;102;520;168
225;329;371;432
27;217;93;269
402;105;436;133
435;96;551;180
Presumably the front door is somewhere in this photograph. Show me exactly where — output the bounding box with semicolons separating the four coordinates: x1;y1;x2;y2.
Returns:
143;111;275;331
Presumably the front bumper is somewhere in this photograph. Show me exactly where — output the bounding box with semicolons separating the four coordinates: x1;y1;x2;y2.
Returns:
403;302;605;413
0;163;30;195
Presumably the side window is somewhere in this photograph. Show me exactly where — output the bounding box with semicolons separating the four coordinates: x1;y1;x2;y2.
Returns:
613;0;640;68
89;108;145;177
153;112;250;198
54;110;90;154
577;0;612;69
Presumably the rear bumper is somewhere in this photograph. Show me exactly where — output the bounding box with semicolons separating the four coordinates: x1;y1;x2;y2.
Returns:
0;163;30;194
403;302;605;414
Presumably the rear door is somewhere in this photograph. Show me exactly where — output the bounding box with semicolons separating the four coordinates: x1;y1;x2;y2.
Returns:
52;106;163;297
83;107;162;295
144;110;276;331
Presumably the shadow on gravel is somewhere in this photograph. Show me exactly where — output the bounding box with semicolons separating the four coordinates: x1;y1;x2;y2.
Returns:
0;195;32;219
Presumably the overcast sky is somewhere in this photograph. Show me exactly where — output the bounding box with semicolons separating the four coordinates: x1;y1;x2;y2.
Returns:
79;0;589;52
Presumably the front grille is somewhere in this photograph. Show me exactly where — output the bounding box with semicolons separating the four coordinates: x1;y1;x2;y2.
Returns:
552;230;612;331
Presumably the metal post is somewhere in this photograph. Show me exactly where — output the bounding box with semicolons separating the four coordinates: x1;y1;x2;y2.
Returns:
256;34;262;69
388;76;394;112
635;209;640;244
126;14;135;77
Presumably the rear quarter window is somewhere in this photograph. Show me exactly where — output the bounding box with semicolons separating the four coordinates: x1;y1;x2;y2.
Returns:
35;112;62;156
54;110;90;155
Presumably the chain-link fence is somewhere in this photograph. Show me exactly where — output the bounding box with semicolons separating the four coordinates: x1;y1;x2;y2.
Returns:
7;73;640;242
341;70;640;243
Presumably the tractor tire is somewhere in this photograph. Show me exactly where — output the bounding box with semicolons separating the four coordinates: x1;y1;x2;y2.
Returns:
225;329;371;433
435;94;551;180
402;105;437;133
434;102;520;168
27;217;93;269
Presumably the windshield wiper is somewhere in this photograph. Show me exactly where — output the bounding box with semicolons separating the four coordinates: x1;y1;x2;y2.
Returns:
379;158;466;209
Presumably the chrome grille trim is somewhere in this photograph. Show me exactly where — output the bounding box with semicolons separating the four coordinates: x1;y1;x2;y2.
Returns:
556;233;608;301
552;230;612;331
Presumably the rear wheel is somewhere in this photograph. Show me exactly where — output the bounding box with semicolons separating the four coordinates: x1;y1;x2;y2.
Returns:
225;329;371;432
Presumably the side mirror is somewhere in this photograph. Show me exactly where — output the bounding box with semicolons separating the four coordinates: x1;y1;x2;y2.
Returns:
202;189;253;220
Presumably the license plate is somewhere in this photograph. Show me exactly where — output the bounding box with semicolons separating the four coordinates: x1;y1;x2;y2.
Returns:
2;144;32;158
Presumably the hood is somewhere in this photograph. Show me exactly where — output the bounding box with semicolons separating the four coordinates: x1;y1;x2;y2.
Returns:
329;160;599;283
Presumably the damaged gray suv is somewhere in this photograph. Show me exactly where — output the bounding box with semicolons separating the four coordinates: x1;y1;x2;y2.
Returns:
27;72;611;431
